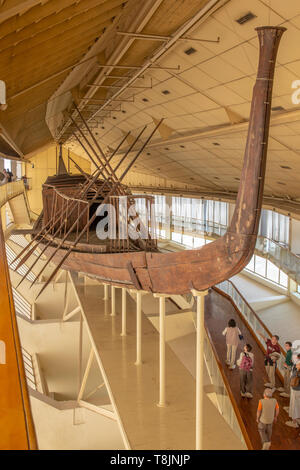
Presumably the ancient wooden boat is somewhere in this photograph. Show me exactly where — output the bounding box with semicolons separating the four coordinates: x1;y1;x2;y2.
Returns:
13;26;286;296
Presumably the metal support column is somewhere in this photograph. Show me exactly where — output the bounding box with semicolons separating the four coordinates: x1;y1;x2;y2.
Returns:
103;284;109;300
154;293;168;407
121;288;127;336
192;288;208;450
135;291;142;365
111;286;116;316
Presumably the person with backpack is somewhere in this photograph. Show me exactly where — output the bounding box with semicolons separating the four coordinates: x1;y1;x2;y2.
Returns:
222;318;242;370
258;332;281;390
237;344;254;398
286;361;300;428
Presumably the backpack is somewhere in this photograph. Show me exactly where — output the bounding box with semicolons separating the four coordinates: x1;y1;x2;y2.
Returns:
290;373;300;388
240;353;253;371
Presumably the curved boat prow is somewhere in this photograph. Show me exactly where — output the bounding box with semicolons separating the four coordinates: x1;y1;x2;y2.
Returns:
141;26;286;294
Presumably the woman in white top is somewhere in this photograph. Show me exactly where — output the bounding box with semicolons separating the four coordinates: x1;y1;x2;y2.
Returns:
222;318;242;369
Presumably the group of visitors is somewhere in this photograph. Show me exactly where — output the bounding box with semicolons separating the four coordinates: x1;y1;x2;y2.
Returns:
223;318;300;450
0;168;14;183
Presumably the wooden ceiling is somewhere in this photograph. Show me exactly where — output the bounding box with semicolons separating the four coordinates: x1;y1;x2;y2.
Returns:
3;0;300;214
0;0;128;154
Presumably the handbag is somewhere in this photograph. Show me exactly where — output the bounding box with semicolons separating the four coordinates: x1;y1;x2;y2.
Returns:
239;334;244;340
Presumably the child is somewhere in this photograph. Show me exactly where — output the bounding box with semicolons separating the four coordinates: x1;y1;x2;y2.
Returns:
222;318;242;370
257;388;279;450
278;341;293;398
237;344;254;398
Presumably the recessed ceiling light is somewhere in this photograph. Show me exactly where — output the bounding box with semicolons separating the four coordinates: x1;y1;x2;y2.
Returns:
236;12;256;25
280;165;291;169
184;47;197;55
162;90;170;95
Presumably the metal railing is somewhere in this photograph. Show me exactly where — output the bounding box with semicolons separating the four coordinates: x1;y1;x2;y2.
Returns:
191;311;250;449
21;348;37;391
158;215;300;285
12;287;32;320
215;280;286;381
6;244;36;282
202;324;250;448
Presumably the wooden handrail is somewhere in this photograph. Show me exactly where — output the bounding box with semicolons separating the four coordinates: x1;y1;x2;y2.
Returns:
0;215;37;449
203;322;253;450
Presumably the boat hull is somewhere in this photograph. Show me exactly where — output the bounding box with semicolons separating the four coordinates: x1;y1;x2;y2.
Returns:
42;231;255;294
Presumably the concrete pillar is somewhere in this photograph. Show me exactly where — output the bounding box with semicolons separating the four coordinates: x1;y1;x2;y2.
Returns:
103;284;109;300
121;288;127;336
164;195;172;240
135;291;142;365
191;288;208;450
154;293;169;407
111;286;116;317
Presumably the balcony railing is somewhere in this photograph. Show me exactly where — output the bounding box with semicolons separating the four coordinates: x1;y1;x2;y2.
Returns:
0;180;25;208
157;215;300;285
215;280;286;381
200;320;251;449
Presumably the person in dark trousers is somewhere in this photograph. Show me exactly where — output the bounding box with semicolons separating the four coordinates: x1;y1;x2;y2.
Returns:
286;362;300;428
257;388;279;450
278;341;293;398
237;344;254;398
258;332;281;390
6;168;12;182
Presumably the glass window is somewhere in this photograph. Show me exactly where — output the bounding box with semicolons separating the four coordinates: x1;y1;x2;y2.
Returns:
266;260;279;284
172;232;181;243
194;237;205;248
255;255;266;277
182;234;193;247
246;256;255;272
280;271;288;288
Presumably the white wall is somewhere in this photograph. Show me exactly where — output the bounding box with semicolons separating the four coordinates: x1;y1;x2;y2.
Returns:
291;218;300;255
31;396;124;450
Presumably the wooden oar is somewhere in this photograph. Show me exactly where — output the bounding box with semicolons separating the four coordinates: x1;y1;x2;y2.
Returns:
34;119;163;299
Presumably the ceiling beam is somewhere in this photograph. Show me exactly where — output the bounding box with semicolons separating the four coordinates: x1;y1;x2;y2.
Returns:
0;0;124;52
0;0;50;25
116;108;300;154
0;13;115;62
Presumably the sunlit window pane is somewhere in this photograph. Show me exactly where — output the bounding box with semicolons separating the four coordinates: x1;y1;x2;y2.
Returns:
246;256;255;272
255;255;266;277
266;260;279;283
279;271;288;288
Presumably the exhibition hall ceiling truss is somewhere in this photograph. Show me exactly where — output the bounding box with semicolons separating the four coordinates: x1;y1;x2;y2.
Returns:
3;0;300;204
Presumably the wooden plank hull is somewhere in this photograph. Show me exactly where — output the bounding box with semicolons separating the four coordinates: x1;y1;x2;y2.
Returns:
42;232;255;294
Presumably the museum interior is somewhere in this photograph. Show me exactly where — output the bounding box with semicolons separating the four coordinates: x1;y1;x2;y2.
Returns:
3;0;300;451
